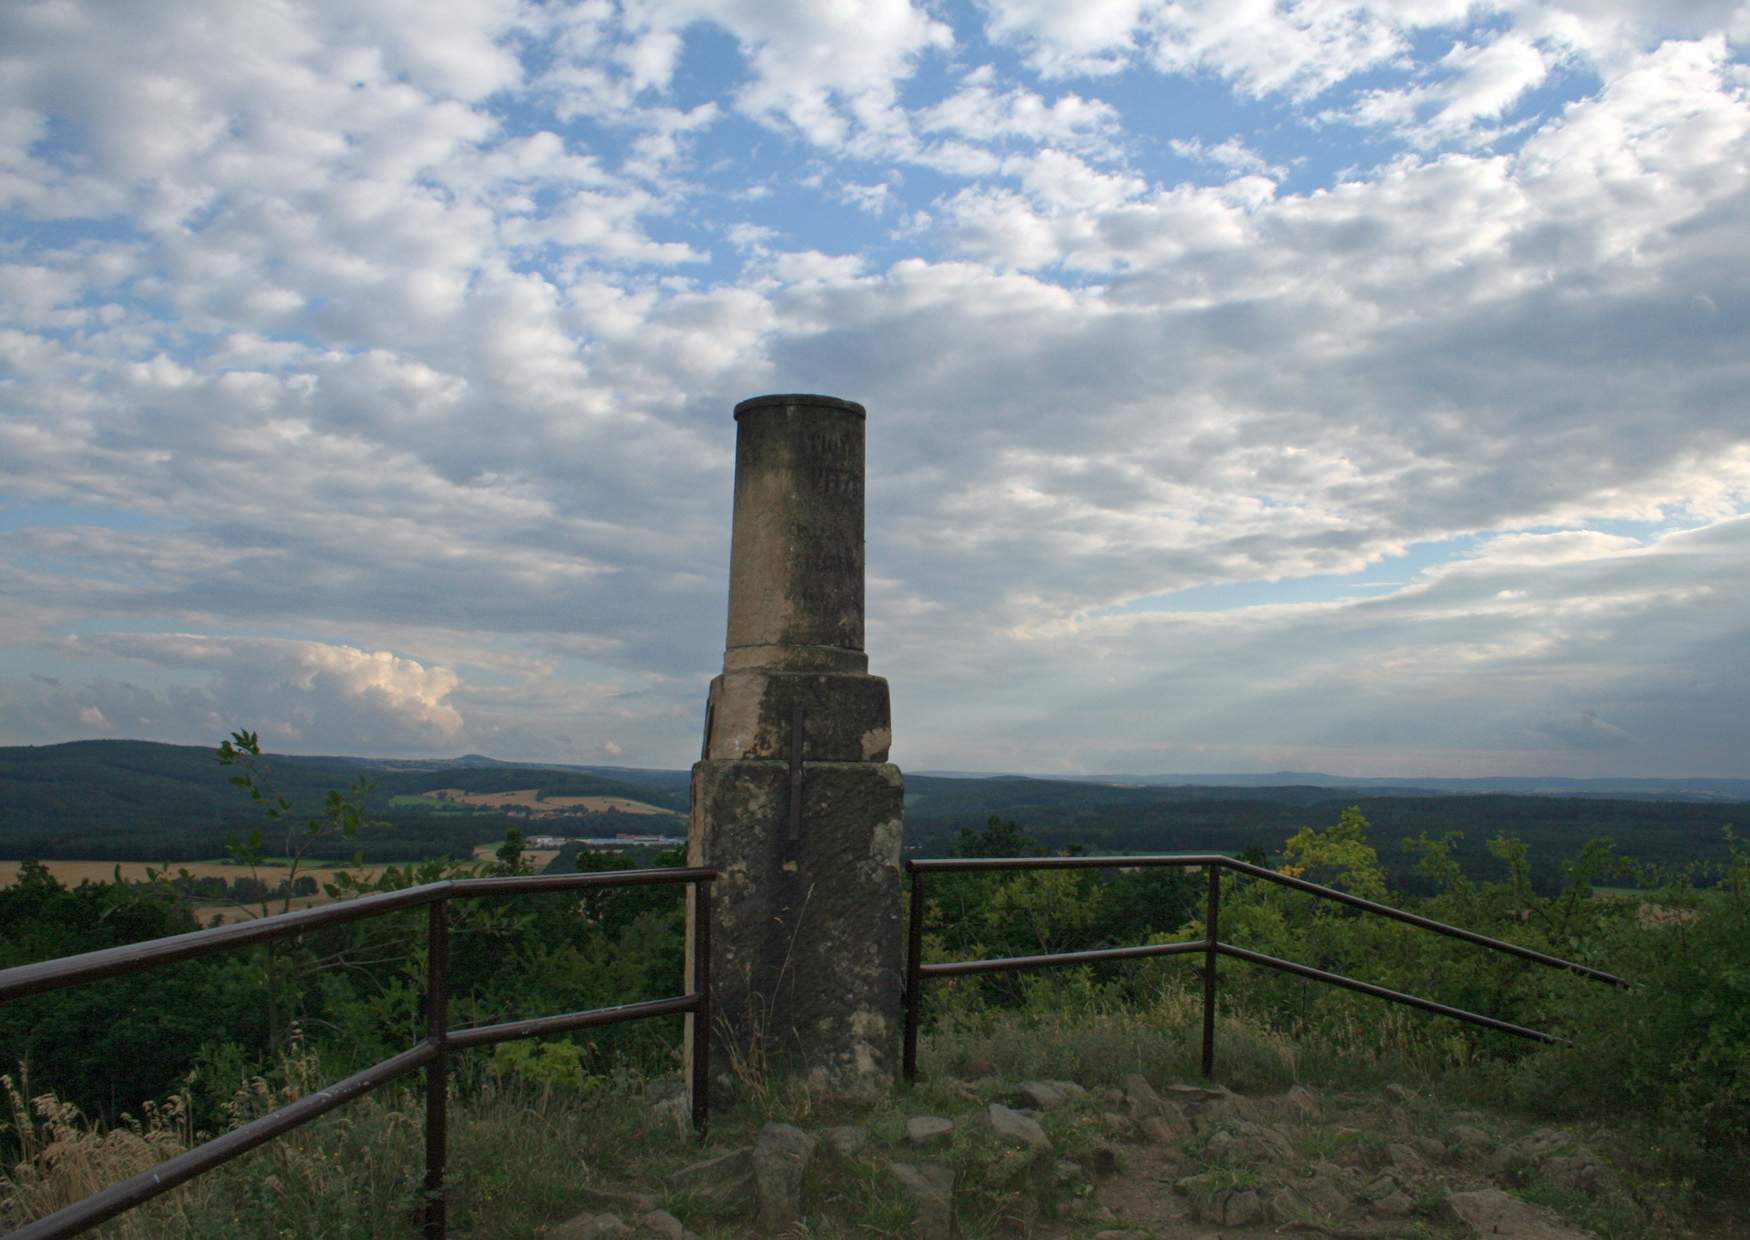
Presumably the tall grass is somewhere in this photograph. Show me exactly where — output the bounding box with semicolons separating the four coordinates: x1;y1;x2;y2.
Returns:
1;1041;702;1239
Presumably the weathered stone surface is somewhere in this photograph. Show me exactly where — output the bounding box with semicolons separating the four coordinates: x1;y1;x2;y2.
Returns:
1205;1120;1295;1165
575;1186;657;1215
725;394;868;664
548;1213;628;1239
1443;1188;1592;1238
891;1162;957;1240
823;1125;870;1159
1284;1084;1319;1118
985;1103;1052;1151
636;1211;689;1240
1225;1189;1264;1227
1015;1080;1074;1110
1386;1141;1423;1172
648;1093;688;1137
1448;1124;1493;1157
688;759;903;1092
1269;1175;1350;1225
753;1122;817;1235
702;668;892;762
687;394;905;1096
907;1115;955;1145
1543;1151;1606;1197
1138;1111;1191;1144
1120;1074;1162;1116
671;1148;754;1215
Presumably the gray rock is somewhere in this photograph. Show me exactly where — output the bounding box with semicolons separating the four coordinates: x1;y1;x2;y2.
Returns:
635;1211;689;1240
1520;1127;1569;1159
1015;1080;1073;1109
1164;1082;1233;1103
822;1124;869;1159
1176;1170;1219;1195
1412;1135;1448;1161
648;1094;689;1137
891;1162;957;1240
548;1213;628;1240
1444;1187;1593;1238
671;1147;754;1215
1372;1189;1415;1218
1120;1073;1163;1117
906;1114;954;1145
1305;1175;1351;1217
1448;1123;1493;1157
1204;1120;1294;1165
1225;1189;1265;1227
1139;1110;1191;1144
1201;1092;1267;1126
753;1122;817;1235
575;1186;658;1215
985;1103;1052;1151
1385;1141;1423;1172
1544;1151;1606;1197
938;1077;980;1104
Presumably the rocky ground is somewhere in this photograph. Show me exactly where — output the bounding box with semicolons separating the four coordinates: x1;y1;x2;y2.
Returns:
539;1074;1717;1240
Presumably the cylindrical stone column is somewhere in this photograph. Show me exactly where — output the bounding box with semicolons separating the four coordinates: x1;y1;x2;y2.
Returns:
686;393;904;1098
725;395;867;672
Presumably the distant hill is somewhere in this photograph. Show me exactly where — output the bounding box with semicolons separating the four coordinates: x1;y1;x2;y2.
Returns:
3;741;1743;892
0;740;686;863
915;768;1750;801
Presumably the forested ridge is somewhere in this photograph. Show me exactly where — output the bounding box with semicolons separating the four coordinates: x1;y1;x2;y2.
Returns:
2;739;1747;1232
2;740;1742;891
0;740;686;861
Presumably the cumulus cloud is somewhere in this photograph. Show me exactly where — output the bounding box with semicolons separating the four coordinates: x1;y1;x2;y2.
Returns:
21;635;465;753
2;0;1747;776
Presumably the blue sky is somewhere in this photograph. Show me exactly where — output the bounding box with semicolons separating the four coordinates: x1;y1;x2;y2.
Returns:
2;0;1748;777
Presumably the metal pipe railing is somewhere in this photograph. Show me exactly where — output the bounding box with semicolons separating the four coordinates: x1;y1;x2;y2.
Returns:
901;853;1628;1082
0;866;717;1240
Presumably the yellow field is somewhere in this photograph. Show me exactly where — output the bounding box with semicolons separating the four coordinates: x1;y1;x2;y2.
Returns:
469;845;560;868
425;788;674;816
0;859;393;888
0;859;397;924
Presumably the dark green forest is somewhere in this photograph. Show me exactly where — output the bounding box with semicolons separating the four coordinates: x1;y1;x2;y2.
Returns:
0;740;686;862
3;741;1743;894
2;736;1747;1215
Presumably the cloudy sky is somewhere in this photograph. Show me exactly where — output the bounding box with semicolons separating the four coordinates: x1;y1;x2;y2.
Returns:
2;1;1747;778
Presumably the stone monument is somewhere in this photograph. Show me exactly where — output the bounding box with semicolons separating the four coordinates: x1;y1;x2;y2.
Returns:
686;393;904;1096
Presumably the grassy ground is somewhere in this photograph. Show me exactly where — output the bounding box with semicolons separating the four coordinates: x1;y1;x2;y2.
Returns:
4;989;1743;1239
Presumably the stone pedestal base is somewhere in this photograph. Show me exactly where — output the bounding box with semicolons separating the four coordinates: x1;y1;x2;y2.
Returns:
686;759;904;1095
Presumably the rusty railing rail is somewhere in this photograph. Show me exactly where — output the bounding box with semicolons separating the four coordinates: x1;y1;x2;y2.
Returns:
901;853;1629;1082
0;866;717;1240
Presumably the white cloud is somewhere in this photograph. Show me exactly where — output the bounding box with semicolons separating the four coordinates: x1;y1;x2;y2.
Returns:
3;1;1748;777
1344;32;1554;147
1170;136;1290;179
2;635;464;753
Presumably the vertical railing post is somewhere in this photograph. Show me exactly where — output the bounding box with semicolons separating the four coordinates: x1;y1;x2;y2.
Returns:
424;899;450;1239
1201;865;1219;1079
903;864;924;1082
690;879;711;1138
